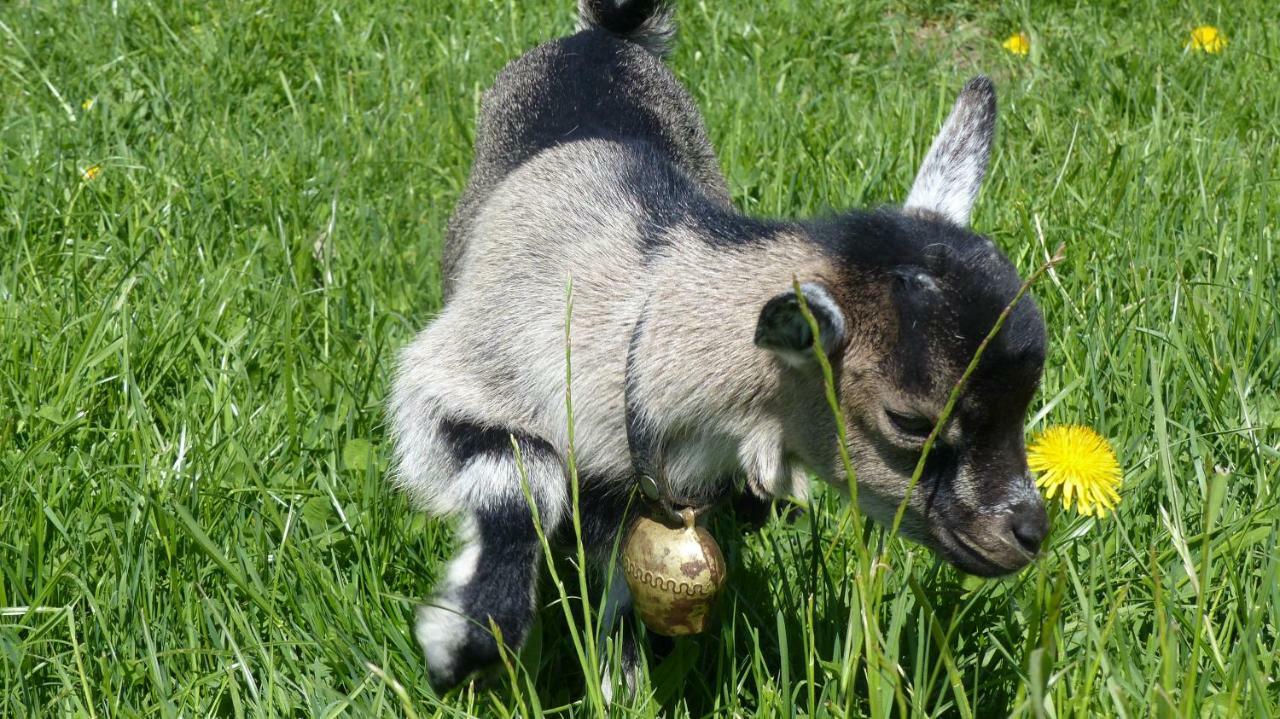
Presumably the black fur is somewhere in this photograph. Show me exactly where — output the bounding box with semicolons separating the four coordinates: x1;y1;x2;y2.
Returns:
427;513;541;691
427;451;555;691
439;416;556;466
581;0;668;36
568;472;640;551
611;145;782;253
807;209;1045;396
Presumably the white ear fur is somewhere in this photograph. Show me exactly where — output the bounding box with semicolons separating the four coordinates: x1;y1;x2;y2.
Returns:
904;76;997;227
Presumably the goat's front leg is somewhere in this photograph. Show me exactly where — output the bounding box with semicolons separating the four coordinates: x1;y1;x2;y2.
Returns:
594;565;645;702
414;434;566;691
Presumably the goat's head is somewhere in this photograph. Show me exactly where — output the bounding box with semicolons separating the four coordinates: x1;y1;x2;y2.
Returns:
755;77;1049;576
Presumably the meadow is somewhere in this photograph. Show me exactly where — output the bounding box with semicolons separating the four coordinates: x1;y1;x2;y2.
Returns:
1;0;1277;716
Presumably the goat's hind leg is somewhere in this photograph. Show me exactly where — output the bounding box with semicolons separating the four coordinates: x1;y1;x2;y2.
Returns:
413;426;566;691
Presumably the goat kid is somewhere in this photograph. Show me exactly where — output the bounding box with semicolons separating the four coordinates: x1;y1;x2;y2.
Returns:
390;0;1049;692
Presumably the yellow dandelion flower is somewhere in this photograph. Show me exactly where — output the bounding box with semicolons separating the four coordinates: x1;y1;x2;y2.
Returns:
1027;425;1122;518
1002;32;1030;56
82;97;96;111
1187;25;1227;54
81;164;102;181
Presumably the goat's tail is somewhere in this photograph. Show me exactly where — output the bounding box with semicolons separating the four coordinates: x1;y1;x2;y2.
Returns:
577;0;676;58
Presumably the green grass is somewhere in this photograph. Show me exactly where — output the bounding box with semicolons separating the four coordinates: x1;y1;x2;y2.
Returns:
2;0;1278;715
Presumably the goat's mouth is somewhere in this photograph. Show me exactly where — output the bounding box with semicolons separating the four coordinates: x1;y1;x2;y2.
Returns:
936;526;1031;578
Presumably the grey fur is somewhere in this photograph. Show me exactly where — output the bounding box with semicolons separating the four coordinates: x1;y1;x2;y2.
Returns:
392;2;1049;692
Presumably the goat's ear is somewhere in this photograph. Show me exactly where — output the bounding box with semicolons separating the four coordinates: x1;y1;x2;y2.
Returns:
754;282;846;363
904;76;997;227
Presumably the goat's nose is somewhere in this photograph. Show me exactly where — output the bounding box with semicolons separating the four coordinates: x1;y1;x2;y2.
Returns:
1007;501;1049;555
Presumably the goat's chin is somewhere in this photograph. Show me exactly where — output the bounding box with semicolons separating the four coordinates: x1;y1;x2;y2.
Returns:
930;526;1033;578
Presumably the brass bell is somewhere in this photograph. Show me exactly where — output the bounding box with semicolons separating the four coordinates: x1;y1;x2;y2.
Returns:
621;507;727;636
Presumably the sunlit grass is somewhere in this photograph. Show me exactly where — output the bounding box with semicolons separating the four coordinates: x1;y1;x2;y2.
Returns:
1;0;1277;716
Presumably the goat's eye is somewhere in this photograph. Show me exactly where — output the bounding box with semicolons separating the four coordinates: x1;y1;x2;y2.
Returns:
886;410;934;439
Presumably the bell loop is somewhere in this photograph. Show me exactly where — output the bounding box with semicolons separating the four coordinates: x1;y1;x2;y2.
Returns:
679;507;696;529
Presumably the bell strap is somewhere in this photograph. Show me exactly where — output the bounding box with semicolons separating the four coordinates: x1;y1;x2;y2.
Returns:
624;312;686;524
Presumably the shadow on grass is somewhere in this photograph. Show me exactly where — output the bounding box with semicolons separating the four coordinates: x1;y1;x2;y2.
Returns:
432;495;1032;716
